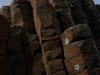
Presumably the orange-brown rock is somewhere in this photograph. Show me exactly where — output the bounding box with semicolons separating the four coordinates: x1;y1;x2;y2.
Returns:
33;0;67;75
0;0;100;75
61;24;100;75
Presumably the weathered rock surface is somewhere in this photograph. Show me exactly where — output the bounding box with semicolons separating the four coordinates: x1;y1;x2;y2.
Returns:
0;6;11;23
0;0;100;75
61;24;100;75
0;14;12;75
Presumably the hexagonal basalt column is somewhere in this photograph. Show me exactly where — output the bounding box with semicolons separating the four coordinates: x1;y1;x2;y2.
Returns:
0;14;12;75
49;0;75;32
33;0;68;75
61;24;100;75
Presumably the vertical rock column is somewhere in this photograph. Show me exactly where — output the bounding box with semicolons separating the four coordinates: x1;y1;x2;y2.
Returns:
8;27;27;75
33;0;68;75
0;14;12;75
96;4;100;12
10;0;45;75
61;24;100;75
68;0;88;25
81;0;100;38
81;0;100;58
9;0;32;75
0;6;11;24
49;0;75;32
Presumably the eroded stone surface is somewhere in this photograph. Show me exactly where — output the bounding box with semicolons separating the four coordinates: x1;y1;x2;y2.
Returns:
0;0;100;75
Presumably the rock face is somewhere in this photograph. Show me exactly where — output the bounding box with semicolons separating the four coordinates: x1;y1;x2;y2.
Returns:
33;0;67;75
0;6;11;24
61;24;100;75
0;0;100;75
0;14;12;75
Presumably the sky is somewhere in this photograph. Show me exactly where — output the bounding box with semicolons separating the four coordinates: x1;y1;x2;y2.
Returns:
0;0;12;8
94;0;100;4
0;0;100;8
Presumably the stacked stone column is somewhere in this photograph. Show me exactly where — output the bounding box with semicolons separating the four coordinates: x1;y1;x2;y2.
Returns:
49;0;75;32
0;14;12;75
9;0;45;75
0;0;100;75
61;24;100;75
67;0;88;25
0;6;11;24
80;0;100;57
81;0;100;37
31;0;68;75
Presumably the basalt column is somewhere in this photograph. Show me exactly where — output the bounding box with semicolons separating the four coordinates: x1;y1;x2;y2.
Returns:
33;0;68;75
81;0;100;38
49;0;75;32
81;0;100;56
10;0;34;75
61;24;100;75
9;1;29;75
0;14;12;75
10;0;45;75
68;0;88;25
0;6;11;24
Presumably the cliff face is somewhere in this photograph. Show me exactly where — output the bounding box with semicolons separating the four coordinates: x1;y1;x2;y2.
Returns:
0;0;100;75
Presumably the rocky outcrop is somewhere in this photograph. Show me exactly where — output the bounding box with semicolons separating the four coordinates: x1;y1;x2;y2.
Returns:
33;0;67;75
61;24;100;75
0;14;12;75
0;6;11;23
0;0;100;75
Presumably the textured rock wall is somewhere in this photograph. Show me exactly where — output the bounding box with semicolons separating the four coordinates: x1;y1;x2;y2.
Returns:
0;0;100;75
